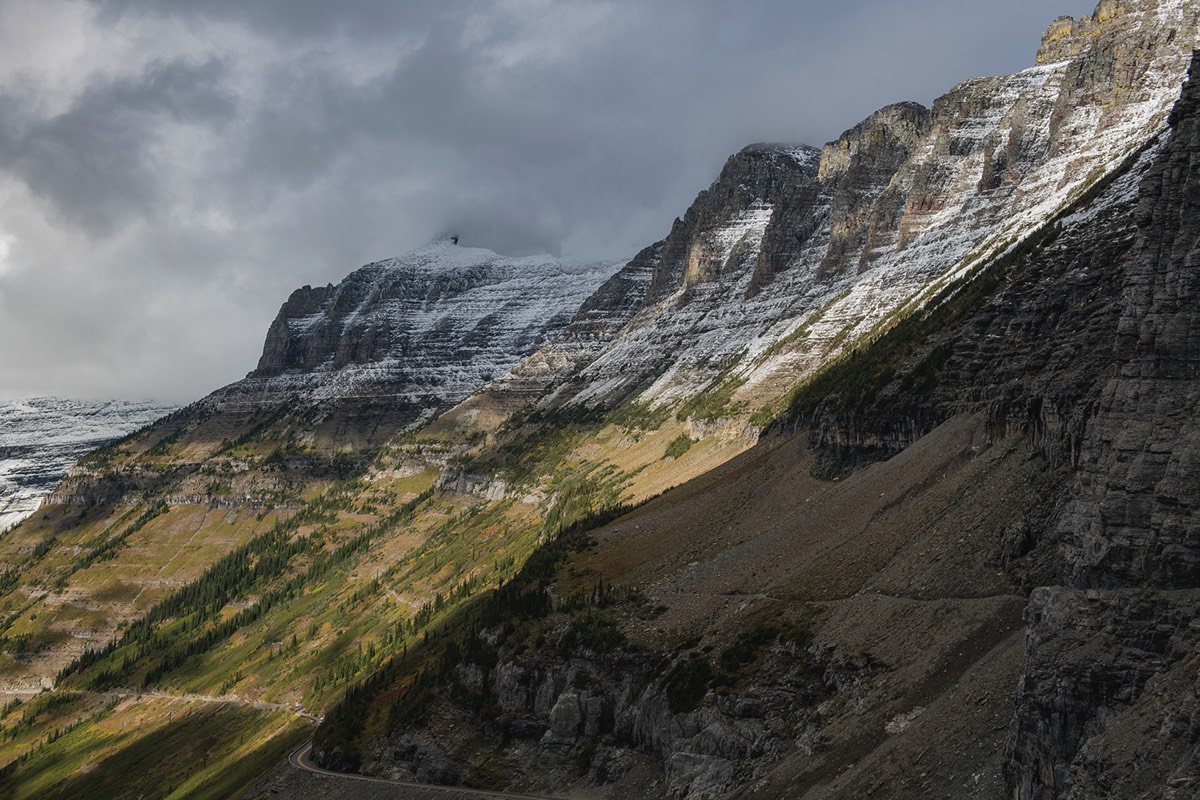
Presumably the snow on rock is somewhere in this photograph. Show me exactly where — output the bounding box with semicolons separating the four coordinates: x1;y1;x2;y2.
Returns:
0;398;175;531
207;240;623;427
504;0;1200;419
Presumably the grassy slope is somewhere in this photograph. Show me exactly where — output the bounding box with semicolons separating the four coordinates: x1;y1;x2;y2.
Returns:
0;147;1129;796
0;297;1017;796
1;693;308;800
0;386;763;797
300;411;1036;799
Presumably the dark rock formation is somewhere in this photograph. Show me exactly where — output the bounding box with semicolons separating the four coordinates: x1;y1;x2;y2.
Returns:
788;45;1200;800
1004;49;1200;800
645;143;821;304
1006;587;1200;800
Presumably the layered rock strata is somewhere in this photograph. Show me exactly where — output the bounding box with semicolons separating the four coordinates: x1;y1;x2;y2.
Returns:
1005;49;1200;800
216;240;621;423
466;0;1199;423
0;398;174;530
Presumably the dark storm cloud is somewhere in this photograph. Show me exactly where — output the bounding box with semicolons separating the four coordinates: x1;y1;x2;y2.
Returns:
0;57;234;235
0;0;1098;401
94;0;458;40
7;0;1094;251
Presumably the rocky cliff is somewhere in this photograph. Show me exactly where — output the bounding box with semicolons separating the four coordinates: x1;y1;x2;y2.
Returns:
1005;48;1200;800
760;39;1200;800
460;0;1199;424
304;8;1200;800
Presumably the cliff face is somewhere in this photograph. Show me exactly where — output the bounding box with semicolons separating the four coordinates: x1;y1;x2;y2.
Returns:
1062;65;1200;592
462;0;1198;423
645;143;823;302
309;22;1200;800
786;44;1200;800
1005;51;1200;800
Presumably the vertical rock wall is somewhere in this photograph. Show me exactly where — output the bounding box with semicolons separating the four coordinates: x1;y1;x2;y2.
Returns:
1005;51;1200;800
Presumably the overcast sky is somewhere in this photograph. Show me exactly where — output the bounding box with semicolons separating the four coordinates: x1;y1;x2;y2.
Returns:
0;0;1096;403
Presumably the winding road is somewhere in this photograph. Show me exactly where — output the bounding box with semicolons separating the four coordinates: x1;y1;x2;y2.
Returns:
287;741;554;800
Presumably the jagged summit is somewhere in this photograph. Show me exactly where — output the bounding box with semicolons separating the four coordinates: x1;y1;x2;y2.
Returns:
1036;0;1192;64
738;141;821;165
816;101;930;182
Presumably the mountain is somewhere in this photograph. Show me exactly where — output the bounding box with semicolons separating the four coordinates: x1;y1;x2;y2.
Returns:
442;0;1197;431
303;44;1200;800
1;1;1198;798
42;242;622;513
0;398;175;532
217;239;623;416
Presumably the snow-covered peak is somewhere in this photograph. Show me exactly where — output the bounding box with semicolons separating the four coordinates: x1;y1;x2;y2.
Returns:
208;243;624;426
372;239;611;278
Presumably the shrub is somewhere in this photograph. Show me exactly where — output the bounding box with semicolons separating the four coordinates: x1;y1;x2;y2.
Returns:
663;434;693;460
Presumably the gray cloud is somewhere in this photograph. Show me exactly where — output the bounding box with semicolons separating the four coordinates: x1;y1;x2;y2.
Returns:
0;57;234;234
0;0;1097;402
94;0;458;41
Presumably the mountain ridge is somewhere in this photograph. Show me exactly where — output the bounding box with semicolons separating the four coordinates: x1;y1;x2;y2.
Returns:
1;2;1198;798
432;0;1197;439
305;46;1200;800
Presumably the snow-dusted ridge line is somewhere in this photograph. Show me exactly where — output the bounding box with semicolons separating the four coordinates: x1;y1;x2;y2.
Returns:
208;241;625;424
510;0;1199;418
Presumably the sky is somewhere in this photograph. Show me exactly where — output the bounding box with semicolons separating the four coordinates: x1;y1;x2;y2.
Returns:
0;0;1096;403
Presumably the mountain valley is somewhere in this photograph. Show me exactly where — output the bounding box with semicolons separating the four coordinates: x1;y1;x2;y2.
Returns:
1;2;1199;799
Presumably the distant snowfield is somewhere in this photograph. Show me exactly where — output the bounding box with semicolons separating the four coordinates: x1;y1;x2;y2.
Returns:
0;398;176;531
